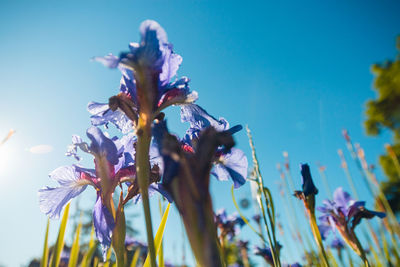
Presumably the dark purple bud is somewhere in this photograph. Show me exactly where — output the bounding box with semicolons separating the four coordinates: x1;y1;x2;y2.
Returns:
300;164;318;196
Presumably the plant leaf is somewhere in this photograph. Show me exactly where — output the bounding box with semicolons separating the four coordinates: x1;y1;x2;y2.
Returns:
49;202;70;267
68;215;82;267
231;185;265;241
143;203;171;267
263;187;275;226
40;218;50;267
81;226;98;267
130;248;141;267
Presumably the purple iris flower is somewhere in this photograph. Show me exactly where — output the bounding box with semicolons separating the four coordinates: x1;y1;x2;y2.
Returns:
254;246;274;264
87;102;133;134
39;126;168;257
317;187;385;255
318;187;385;235
284;263;303;267
152;119;243;266
91;20;197;132
331;238;345;250
252;214;262;224
180;104;248;188
215;209;245;240
236;240;249;250
254;243;283;266
125;236;148;252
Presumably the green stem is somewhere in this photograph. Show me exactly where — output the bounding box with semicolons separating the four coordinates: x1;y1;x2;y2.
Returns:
266;206;280;263
141;189;156;267
136;116;157;267
247;131;279;267
352;231;370;267
346;247;354;267
40;218;50;267
318;169;332;198
309;213;330;267
246;127;281;267
158;197;165;267
112;192;126;267
283;162;316;251
386;144;400;179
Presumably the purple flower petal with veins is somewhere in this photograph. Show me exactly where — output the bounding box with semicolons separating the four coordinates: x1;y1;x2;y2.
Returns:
88;102;133;134
93;194;115;259
92;20;196;132
212;148;248;188
38;165;93;219
87;126;119;165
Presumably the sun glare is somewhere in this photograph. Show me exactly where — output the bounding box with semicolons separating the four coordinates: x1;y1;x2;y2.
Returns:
0;141;16;176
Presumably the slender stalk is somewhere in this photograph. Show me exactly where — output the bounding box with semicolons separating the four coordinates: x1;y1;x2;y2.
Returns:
136;115;157;267
351;231;370;267
278;187;306;257
158;197;165;267
240;246;251;267
112;191;126;267
343;136;400;244
40;218;50;267
277;167;310;255
338;151;387;255
309;212;331;267
246;126;281;267
385;144;400;179
337;150;360;200
346;248;355;267
282;158;316;251
317;166;332;198
220;237;228;266
343;135;375;197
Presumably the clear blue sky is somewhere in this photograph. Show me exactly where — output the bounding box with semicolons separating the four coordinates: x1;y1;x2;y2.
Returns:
0;1;399;266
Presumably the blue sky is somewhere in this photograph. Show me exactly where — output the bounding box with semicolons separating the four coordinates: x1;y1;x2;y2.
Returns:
0;1;399;266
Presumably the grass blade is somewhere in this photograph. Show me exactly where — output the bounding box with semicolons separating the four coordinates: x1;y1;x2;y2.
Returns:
143;203;171;267
40;218;50;267
263;187;276;226
81;227;98;267
68;215;82;267
49;202;70;267
231;185;265;241
130;248;141;267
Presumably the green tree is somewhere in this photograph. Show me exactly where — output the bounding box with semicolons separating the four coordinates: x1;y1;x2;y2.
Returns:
364;36;400;212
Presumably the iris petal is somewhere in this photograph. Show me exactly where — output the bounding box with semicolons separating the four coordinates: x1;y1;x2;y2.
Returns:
87;126;119;165
38;166;88;219
93;194;115;260
87;102;133;134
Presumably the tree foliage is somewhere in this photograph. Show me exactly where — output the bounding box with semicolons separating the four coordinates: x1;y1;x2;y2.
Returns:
365;36;400;212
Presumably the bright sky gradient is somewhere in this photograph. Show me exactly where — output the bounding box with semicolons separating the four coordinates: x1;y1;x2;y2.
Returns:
0;1;400;266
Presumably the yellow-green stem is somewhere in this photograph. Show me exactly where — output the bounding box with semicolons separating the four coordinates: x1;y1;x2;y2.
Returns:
158;197;165;267
40;218;50;267
246;127;281;267
386;144;400;179
136;115;157;267
309;213;330;267
351;231;370;267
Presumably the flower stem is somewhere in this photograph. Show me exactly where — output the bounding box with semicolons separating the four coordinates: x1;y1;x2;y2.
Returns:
351;231;370;267
309;212;330;267
112;192;126;267
136;115;157;267
246;127;281;267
